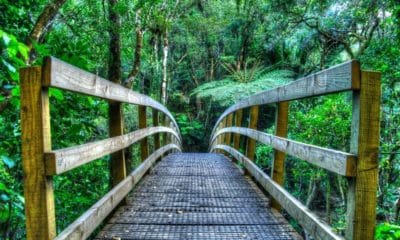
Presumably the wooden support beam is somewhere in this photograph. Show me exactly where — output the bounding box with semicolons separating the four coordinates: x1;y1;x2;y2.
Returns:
212;145;343;240
20;67;56;240
212;127;356;176
245;106;259;161
109;101;126;187
233;109;243;150
139;106;149;161
45;127;178;175
271;101;289;210
225;114;233;146
346;71;381;240
153;109;160;150
54;144;180;240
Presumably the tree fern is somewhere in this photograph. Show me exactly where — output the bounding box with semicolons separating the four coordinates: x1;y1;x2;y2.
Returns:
191;69;294;107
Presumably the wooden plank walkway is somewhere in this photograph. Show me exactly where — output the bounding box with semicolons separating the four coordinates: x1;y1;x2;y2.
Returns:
96;153;301;240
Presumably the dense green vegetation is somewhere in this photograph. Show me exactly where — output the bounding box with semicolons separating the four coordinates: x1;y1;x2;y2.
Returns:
1;0;400;239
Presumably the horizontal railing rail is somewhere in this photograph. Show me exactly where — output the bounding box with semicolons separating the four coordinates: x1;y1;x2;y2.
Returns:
45;126;180;175
211;127;356;176
20;57;182;240
209;61;381;240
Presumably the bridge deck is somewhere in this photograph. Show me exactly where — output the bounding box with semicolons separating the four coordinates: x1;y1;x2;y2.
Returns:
96;153;300;239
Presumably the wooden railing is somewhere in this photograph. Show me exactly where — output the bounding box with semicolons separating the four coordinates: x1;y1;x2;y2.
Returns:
209;60;381;240
20;57;182;240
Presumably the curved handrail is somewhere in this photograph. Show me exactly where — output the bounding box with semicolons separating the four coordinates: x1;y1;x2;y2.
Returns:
209;60;359;141
45;126;181;175
43;56;181;141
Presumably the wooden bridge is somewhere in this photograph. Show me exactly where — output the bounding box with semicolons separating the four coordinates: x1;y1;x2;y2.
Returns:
20;57;380;240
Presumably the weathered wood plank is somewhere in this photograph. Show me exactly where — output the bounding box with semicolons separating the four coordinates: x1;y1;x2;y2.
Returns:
346;71;381;240
271;101;289;210
20;67;56;240
42;56;181;140
45;127;179;175
246;106;259;161
54;144;180;240
212;145;343;240
212;127;356;176
211;60;360;139
139;106;149;161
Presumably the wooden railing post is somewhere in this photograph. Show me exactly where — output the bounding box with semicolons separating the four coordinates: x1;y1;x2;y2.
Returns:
221;119;227;155
245;106;259;160
346;71;381;240
20;67;56;240
109;101;126;186
225;114;233;146
233;109;243;150
271;101;289;210
139;106;149;161
152;109;160;150
164;115;170;145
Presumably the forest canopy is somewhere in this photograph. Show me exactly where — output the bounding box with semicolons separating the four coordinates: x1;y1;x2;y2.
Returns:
1;0;400;239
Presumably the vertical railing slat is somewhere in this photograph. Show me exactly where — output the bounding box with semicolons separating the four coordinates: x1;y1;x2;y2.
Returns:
139;106;149;161
271;101;289;210
245;106;259;160
225;114;233;146
233;109;243;150
109;101;126;186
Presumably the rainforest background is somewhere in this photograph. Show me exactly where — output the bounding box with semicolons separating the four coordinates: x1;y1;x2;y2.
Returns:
0;0;400;239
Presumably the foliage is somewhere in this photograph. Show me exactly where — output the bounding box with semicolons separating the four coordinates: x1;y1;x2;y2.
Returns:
1;0;400;239
375;223;400;240
175;113;205;151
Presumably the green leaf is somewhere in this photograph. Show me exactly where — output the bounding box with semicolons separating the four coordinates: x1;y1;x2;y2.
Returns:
11;86;20;97
0;194;10;202
49;88;64;101
0;30;11;45
2;59;16;73
18;42;29;60
0;207;10;223
1;155;15;168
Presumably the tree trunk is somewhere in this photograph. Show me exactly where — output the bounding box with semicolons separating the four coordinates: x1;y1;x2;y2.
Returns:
154;34;160;74
304;175;321;240
108;0;121;84
124;11;144;89
107;0;126;186
325;175;332;224
27;0;67;63
161;30;169;105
